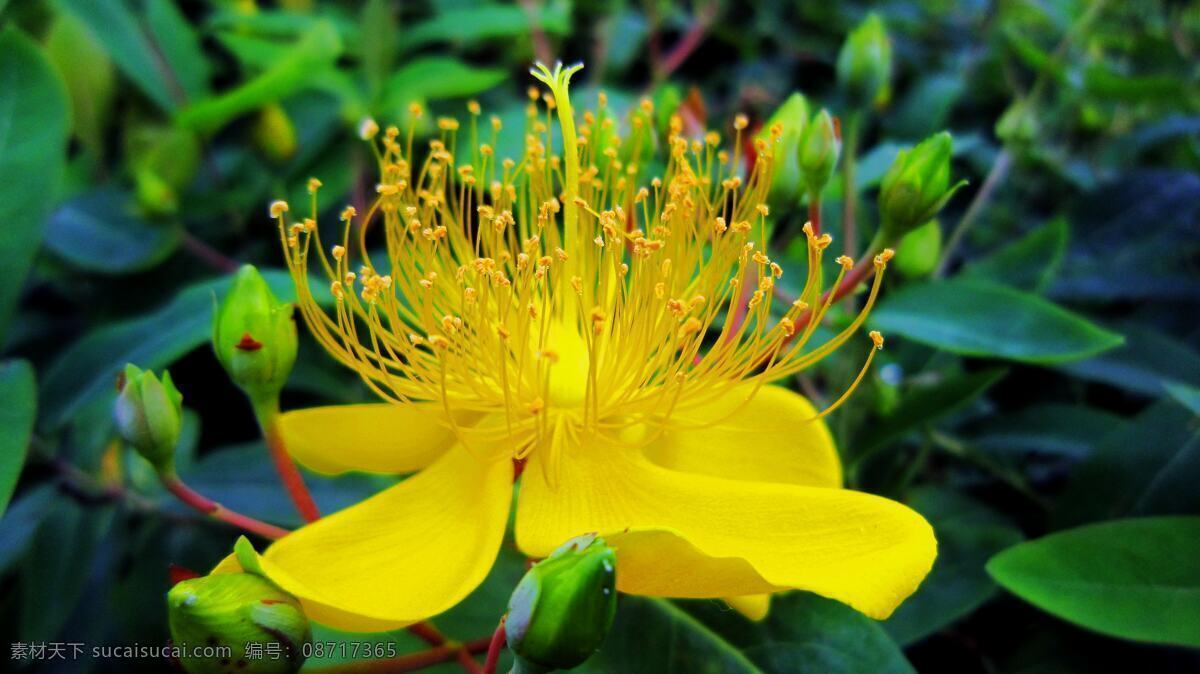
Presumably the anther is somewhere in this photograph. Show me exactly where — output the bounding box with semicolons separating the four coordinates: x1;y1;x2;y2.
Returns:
269;200;289;218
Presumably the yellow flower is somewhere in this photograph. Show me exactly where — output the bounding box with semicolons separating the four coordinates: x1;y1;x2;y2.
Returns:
245;63;935;631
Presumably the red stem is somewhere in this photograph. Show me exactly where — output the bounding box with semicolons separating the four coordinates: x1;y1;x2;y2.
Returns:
655;2;718;80
407;622;447;647
162;475;290;540
808;196;822;236
263;419;321;523
482;618;507;674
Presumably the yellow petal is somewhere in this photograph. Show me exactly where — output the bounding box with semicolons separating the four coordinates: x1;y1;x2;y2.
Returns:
644;384;840;487
278;403;468;475
250;445;513;630
516;437;935;620
726;594;771;621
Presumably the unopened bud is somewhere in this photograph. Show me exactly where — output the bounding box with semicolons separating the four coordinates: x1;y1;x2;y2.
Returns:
213;265;298;407
893;220;942;278
797;109;841;196
253;103;297;163
878;131;966;243
506;534;617;671
756;92;809;201
168;572;310;674
114;364;183;472
837;13;892;108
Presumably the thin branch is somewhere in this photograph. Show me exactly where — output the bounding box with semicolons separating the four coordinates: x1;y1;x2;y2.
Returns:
934;149;1011;277
653;2;719;81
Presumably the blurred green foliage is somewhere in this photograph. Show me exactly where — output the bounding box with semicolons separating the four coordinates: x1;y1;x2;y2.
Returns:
0;0;1198;672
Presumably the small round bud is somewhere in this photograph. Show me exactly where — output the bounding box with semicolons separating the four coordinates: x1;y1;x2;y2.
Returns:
797;109;841;196
114;364;183;473
253;103;297;163
878;131;966;243
213;265;298;407
837;13;892;108
756;92;809;201
168;572;310;674
506;534;617;671
893;220;942;278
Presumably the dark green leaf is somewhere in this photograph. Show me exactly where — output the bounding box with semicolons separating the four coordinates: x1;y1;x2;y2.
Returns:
0;485;54;574
580;596;765;674
1164;382;1200;415
963;217;1068;293
884;488;1024;645
678;593;915;674
19;497;115;641
44;189;180;274
1058;325;1200;397
0;360;35;516
39;269;327;432
870;280;1123;364
987;516;1200;648
0;28;69;339
971;403;1126;459
1054;399;1200;527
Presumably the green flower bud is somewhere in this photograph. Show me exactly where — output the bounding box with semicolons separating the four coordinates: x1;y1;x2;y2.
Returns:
756;92;809;201
797;109;841;196
878;131;966;244
893;220;942;278
253;103;297;164
213;265;298;406
168;572;310;674
995;99;1039;146
837;13;892;108
506;534;617;672
114;364;183;472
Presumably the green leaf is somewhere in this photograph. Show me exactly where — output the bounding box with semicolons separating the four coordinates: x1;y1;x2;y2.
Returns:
987;516;1200;648
0;485;55;575
1054;399;1200;527
1058;325;1200;397
963;217;1068;293
403;1;571;49
971;403;1126;459
20;497;115;641
39;269;325;432
381;57;507;108
177;21;342;134
0;360;35;516
851;368;1008;465
143;0;210;101
674;593;915;674
56;0;194;111
884;488;1023;646
870;279;1123;364
0;28;70;340
1164;382;1200;415
580;596;765;674
44;12;116;155
44;189;180;274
